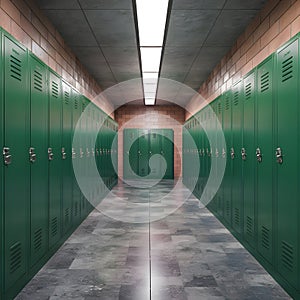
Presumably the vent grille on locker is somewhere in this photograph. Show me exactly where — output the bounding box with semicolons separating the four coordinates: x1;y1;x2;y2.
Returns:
281;56;293;82
33;70;43;92
260;72;270;92
52;81;59;98
10;54;22;81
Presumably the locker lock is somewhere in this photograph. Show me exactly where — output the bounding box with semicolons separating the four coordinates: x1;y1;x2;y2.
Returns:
222;148;226;158
199;149;202;156
100;149;103;155
72;148;76;159
256;148;262;163
215;148;219;158
149;151;152;155
62;147;67;160
161;150;164;155
29;147;37;163
241;148;247;161
92;148;95;157
48;148;54;161
202;148;205;157
138;150;141;155
3;147;12;165
230;148;235;160
86;148;90;158
80;148;84;158
275;147;283;164
96;148;99;156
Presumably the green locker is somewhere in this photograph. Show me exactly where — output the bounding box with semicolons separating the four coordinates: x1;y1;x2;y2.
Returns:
3;34;29;291
243;70;256;247
276;37;299;288
62;80;72;234
161;129;174;179
0;28;3;297
48;70;62;248
222;90;232;226
231;80;243;235
138;129;149;177
123;129;139;178
29;54;48;267
72;89;81;225
256;55;274;263
149;130;161;178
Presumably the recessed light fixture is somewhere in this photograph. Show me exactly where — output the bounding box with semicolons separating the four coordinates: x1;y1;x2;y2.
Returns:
136;0;169;105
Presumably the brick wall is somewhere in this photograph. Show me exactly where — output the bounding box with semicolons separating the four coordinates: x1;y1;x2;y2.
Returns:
0;0;114;117
115;105;185;179
186;0;300;119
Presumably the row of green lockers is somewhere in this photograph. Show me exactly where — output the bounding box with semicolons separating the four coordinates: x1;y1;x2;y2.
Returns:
182;33;300;299
0;28;118;299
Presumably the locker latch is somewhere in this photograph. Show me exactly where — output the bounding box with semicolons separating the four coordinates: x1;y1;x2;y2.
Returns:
149;151;152;155
241;148;247;161
48;148;54;161
29;147;37;163
222;148;226;158
256;148;262;163
276;147;283;164
100;149;103;156
96;148;99;156
62;147;67;160
86;148;90;158
138;150;141;156
202;148;205;157
161;150;164;156
80;148;84;158
230;148;235;160
72;148;76;159
215;148;219;158
3;147;12;165
92;148;95;157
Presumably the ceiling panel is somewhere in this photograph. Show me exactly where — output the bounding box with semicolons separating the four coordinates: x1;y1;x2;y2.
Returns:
38;0;80;9
172;0;226;10
224;0;268;9
78;0;132;10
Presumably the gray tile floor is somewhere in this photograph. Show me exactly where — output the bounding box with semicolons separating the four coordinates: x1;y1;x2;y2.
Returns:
16;180;291;300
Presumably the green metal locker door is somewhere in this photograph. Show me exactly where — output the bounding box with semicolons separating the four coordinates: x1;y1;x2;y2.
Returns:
243;71;256;247
222;91;232;226
231;80;243;235
149;130;161;179
161;129;174;179
257;55;274;264
29;54;48;267
62;81;72;234
48;70;62;247
72;89;81;225
138;129;149;177
0;29;3;297
276;38;299;288
3;34;29;290
123;129;139;178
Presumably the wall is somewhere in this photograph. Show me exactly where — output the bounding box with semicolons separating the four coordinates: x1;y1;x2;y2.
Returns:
186;0;300;119
0;0;114;116
115;105;185;179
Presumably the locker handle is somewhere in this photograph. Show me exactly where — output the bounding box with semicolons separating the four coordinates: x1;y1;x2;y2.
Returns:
222;148;226;158
48;148;54;161
275;147;283;164
96;148;99;156
241;148;247;161
86;148;90;158
256;148;262;163
72;148;76;159
29;147;37;163
80;148;84;158
215;148;219;158
3;147;12;165
92;148;95;157
161;150;164;155
202;148;205;157
62;147;67;160
230;148;235;160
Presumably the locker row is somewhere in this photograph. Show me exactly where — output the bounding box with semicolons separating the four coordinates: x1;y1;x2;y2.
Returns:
182;33;300;299
123;129;174;179
0;28;118;299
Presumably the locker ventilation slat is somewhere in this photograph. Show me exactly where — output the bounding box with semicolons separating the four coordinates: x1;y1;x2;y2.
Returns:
233;91;239;106
234;208;240;226
261;226;270;250
51;217;58;237
33;70;43;92
260;72;270;92
75;97;79;109
245;82;252;100
64;91;70;104
52;81;59;98
74;202;78;217
225;96;230;110
226;200;230;217
218;102;221;114
246;216;253;237
10;242;22;274
281;56;293;82
65;208;70;224
10;55;22;82
281;241;294;271
34;228;42;252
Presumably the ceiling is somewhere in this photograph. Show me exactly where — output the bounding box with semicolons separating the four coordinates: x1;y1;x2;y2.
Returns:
35;0;268;107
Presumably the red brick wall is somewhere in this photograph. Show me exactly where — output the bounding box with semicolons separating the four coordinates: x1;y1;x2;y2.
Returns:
115;105;185;179
0;0;114;117
186;0;300;119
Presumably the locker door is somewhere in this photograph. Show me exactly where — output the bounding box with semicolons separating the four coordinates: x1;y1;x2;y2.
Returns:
3;35;29;290
138;129;149;177
276;38;299;288
161;129;174;179
29;55;48;267
62;81;72;234
222;91;232;226
123;129;139;179
48;70;62;247
72;89;81;225
149;130;161;179
243;71;256;247
257;55;274;263
231;80;243;235
0;29;3;296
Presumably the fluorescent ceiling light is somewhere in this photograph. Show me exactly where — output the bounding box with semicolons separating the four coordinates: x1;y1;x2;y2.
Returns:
145;97;155;105
140;47;162;73
143;72;159;79
136;0;169;46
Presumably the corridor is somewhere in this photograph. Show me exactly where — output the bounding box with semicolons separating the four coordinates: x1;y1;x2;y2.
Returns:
16;181;290;300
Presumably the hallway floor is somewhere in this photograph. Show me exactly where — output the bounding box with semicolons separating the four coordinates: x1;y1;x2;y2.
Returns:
16;180;291;300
